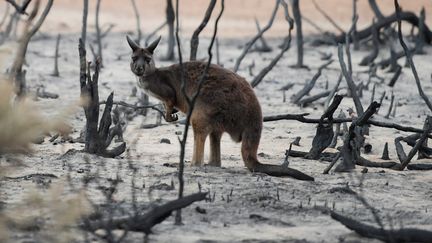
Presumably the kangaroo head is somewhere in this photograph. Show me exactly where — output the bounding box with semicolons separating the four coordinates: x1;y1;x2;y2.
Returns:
126;36;161;76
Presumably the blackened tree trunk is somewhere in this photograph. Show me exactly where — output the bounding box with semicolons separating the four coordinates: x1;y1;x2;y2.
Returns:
165;0;175;60
291;0;305;68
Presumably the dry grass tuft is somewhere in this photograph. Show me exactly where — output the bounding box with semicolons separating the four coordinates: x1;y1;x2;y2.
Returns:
0;81;71;154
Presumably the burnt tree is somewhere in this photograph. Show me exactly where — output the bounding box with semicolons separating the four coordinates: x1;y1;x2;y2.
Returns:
291;0;305;68
165;0;175;60
9;0;53;96
78;39;126;158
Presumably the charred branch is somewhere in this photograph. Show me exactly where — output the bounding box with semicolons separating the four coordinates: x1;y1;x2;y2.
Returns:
251;0;293;88
233;0;280;72
6;0;31;15
130;0;142;44
51;34;61;77
335;102;380;172
334;11;432;44
331;211;432;242
190;0;216;61
291;60;333;104
359;19;379;66
338;44;364;115
368;0;384;21
253;19;272;52
145;21;167;46
394;116;432;170
81;0;88;45
78;39;125;158
305;95;343;159
82;192;208;234
395;0;432;112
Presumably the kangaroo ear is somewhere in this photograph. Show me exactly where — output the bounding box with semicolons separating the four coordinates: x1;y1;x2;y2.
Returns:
146;36;161;54
126;35;140;51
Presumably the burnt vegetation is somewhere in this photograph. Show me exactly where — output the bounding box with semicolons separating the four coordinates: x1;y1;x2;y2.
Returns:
1;0;432;242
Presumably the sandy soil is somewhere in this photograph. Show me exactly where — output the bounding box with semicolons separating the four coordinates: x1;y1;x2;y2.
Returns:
1;1;432;242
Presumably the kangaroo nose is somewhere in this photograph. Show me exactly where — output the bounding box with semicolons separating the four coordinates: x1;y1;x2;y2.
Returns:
136;67;144;73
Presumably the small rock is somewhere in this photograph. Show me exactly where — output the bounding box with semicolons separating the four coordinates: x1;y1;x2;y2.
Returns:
163;162;177;167
363;143;372;153
195;206;207;214
160;138;171;144
77;168;85;173
175;131;182;135
361;168;368;173
149;183;174;191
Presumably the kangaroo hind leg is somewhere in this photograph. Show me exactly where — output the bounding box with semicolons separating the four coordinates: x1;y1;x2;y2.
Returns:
208;131;223;167
191;121;210;166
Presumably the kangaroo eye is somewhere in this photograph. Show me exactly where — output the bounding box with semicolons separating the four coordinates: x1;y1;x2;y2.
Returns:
132;56;138;61
145;57;151;63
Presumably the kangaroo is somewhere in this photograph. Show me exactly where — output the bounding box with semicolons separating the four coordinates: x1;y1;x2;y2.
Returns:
126;36;313;181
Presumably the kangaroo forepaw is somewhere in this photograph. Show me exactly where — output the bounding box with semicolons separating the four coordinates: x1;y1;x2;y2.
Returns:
165;113;178;122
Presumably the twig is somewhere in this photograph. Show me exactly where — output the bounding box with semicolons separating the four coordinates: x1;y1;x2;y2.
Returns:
251;0;293;88
81;0;88;45
324;73;342;109
331;211;432;242
174;0;224;225
291;60;333;104
95;0;103;67
323;152;341;174
338;44;364;115
82;192;208;234
99;100;165;118
263;113;432;138
253;18;272;52
51;34;61;77
351;0;359;50
233;0;280;72
145;21;167;46
298;90;331;107
335;102;380;172
190;0;216;61
396;116;432;170
6;0;31;15
130;0;142;44
384;91;394;119
302;15;325;35
312;0;344;33
395;0;432;112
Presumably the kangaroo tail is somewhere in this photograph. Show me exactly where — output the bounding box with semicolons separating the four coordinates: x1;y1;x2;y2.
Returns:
241;128;314;181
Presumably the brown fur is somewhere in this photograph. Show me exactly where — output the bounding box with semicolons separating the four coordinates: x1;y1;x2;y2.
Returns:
126;36;313;181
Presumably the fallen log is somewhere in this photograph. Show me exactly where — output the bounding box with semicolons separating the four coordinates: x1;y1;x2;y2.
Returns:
331;211;432;242
81;192;208;234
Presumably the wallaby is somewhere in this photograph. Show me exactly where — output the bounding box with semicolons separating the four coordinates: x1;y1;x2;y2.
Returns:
126;36;313;181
